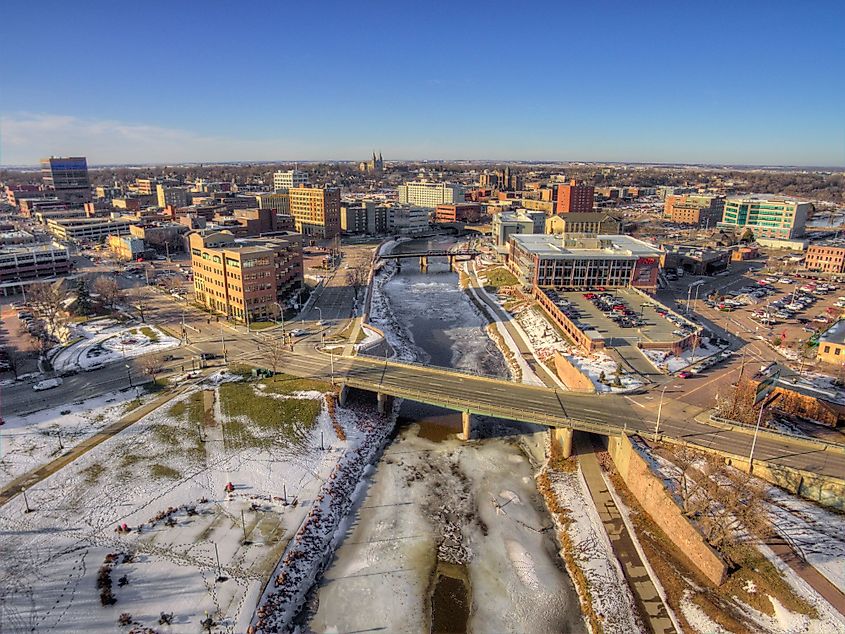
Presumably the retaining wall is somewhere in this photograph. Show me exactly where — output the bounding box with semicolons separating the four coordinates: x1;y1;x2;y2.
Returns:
608;433;728;586
551;352;596;393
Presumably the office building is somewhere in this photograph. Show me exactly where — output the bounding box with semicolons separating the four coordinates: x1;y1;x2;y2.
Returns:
664;194;725;226
46;217;135;242
545;212;622;236
288;187;341;238
189;231;303;323
507;233;664;290
107;235;146;261
434;203;482;224
156;184;190;209
255;192;291;216
0;242;71;293
555;180;594;214
388;205;429;235
40;156;91;204
273;169;309;192
719;196;811;240
397;181;465;207
805;243;845;274
492;210;545;247
341;201;389;234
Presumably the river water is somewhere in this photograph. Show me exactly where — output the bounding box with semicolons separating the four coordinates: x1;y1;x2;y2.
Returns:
305;236;586;634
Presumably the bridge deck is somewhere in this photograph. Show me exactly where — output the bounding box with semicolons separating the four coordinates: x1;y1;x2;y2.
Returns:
378;250;480;259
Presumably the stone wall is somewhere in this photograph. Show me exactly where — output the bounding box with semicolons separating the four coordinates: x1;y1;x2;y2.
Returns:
608;434;728;586
551;352;596;393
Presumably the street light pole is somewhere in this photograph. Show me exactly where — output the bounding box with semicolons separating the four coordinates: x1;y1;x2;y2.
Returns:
272;302;285;335
221;322;227;363
330;349;335;385
654;383;670;440
749;401;768;471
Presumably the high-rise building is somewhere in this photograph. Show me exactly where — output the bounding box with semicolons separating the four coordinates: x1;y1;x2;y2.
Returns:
664;194;724;226
397;181;465;207
189;231;303;323
288;187;341;238
273;169;309;192
40;156;91;204
719;196;811;240
341;201;389;234
555;180;594;214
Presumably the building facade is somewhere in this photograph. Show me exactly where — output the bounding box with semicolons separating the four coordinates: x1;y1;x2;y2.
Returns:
507;234;664;290
664;194;725;226
805;244;845;274
107;235;146;261
719;196;811;240
156;185;190;209
272;170;309;192
545;212;622;236
818;321;845;365
46;217;134;242
288;187;341;239
555;180;594;214
40;156;91;204
190;231;303;323
388;205;429;235
397;181;465;207
340;202;389;234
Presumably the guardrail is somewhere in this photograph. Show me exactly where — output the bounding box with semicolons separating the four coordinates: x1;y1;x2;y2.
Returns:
708;414;845;453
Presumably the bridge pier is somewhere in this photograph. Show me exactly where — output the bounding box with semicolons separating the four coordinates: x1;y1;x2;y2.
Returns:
338;384;348;407
419;255;428;272
550;427;574;459
377;391;392;415
458;411;474;441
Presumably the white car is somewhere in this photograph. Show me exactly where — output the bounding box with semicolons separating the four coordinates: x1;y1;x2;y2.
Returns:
33;378;63;391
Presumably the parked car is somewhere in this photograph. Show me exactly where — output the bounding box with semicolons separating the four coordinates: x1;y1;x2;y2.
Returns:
678;370;694;379
33;378;63;391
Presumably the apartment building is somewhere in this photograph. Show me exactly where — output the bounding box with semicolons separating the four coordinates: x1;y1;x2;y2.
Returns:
507;233;664;290
255;192;291;215
0;242;71;291
156;184;190;208
340;201;389;234
189;231;303;323
545;212;622;236
555;180;594;214
288;187;341;239
805;243;845;274
719;196;811;240
664;194;725;226
46;217;135;242
272;169;309;192
388;205;429;235
397;181;465;207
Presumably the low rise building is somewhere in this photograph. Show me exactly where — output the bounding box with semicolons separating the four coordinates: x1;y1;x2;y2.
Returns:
130;222;187;252
0;242;71;293
818;321;845;365
805;243;845;274
752;364;845;428
156;184;190;209
189;231;303;323
545;212;622;236
272;169;309;192
0;230;35;245
107;235;146;261
507;233;664;290
664;194;725;226
388;205;429;235
492;210;544;247
434;203;482;224
663;245;731;275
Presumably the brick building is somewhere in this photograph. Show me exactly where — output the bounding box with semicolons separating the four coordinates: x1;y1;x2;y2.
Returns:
434;203;482;223
805;244;845;274
555;180;594;214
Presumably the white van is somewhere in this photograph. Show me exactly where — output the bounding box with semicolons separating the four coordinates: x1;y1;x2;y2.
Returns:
33;378;63;391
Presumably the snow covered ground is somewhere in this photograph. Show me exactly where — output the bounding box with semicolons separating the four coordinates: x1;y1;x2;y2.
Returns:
642;338;727;373
0;376;356;633
50;319;179;372
0;388;144;489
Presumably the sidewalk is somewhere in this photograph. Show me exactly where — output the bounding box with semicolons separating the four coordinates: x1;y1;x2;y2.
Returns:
576;435;678;634
767;538;845;618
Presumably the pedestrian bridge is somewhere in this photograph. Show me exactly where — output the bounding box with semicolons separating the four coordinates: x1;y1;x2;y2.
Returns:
377;250;481;271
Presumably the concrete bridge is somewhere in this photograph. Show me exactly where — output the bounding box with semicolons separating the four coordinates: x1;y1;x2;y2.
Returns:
377;249;481;272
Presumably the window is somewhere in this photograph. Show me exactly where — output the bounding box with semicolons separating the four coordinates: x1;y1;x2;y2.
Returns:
825;346;831;353
837;348;842;356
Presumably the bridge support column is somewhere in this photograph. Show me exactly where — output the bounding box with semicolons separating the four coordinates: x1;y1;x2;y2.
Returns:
337;384;348;407
448;255;455;272
419;256;428;272
458;411;474;441
550;427;574;459
377;391;392;415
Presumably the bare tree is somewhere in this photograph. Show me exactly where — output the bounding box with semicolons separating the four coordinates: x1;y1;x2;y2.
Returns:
27;282;67;336
1;347;25;379
93;275;123;311
127;287;148;323
140;354;166;385
345;261;369;300
265;337;286;376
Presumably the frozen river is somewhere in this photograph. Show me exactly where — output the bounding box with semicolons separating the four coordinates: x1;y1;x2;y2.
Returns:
304;237;586;633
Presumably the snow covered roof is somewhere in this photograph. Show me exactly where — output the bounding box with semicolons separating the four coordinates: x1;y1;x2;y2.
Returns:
511;234;663;259
820;320;845;346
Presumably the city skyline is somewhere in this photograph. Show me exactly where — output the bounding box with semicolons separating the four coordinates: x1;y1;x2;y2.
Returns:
2;0;844;167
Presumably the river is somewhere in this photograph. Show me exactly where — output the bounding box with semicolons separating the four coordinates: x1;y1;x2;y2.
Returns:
304;236;586;633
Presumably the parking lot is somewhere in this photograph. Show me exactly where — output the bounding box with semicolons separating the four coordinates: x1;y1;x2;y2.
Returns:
546;288;695;346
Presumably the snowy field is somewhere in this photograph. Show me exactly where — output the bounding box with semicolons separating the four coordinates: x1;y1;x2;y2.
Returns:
51;319;179;372
0;374;363;633
642;337;727;373
0;389;144;489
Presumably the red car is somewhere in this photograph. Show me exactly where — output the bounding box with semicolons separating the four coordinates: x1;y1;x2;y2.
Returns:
678;370;694;379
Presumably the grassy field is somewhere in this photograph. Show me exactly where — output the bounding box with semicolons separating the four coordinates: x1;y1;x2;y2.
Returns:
259;373;331;395
482;267;518;289
219;382;322;449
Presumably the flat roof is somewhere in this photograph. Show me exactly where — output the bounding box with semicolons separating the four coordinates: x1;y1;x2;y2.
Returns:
0;242;69;255
820;320;845;346
511;233;662;258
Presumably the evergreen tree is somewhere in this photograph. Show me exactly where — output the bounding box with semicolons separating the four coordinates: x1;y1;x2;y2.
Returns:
76;278;92;315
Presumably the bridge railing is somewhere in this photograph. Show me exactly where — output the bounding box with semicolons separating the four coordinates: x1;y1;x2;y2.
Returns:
708;415;845;452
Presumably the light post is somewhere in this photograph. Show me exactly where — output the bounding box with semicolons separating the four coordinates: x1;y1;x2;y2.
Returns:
748;402;767;471
330;348;335;385
272;302;285;335
125;363;134;388
220;321;227;363
654;383;672;440
315;306;323;326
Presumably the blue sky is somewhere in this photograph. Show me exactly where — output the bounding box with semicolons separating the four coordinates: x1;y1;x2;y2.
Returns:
2;0;843;166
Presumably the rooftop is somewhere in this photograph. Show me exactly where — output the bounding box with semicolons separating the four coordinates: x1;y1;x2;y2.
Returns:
0;241;69;255
511;233;663;258
726;194;809;204
819;320;845;346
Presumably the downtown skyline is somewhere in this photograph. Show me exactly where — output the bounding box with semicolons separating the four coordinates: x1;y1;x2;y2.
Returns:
2;0;844;167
